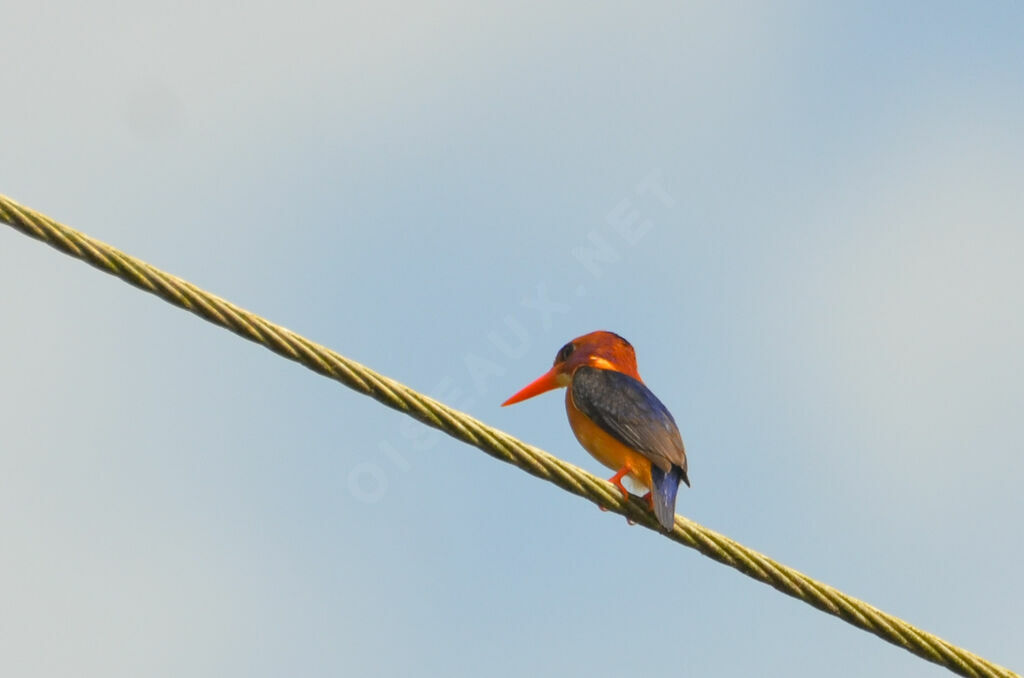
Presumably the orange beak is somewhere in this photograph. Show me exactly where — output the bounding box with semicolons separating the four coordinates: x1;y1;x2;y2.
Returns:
501;367;563;406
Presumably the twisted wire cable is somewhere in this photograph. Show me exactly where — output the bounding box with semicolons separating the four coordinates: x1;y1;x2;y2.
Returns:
1;194;1016;678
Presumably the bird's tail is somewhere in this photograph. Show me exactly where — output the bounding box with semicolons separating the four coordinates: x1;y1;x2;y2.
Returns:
650;464;684;530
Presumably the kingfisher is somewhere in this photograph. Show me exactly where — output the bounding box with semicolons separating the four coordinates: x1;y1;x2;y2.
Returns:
502;331;689;530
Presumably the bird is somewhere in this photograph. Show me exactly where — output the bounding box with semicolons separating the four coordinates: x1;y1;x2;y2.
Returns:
502;331;689;530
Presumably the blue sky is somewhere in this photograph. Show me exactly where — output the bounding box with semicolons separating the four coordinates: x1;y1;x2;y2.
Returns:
2;2;1022;676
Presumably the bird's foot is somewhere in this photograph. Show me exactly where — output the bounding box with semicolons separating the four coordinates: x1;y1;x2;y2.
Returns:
598;468;639;525
610;468;642;526
607;466;632;500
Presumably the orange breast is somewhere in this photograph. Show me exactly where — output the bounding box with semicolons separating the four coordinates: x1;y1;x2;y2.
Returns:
565;390;653;490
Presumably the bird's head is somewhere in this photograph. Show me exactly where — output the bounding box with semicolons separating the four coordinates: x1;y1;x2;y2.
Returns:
501;330;639;406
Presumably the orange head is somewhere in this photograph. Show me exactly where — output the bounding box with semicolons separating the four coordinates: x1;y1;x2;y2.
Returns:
501;331;641;406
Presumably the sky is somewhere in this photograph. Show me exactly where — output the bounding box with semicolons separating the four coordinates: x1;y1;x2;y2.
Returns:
1;2;1022;676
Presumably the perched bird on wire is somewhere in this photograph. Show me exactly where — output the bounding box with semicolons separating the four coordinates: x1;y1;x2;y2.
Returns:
502;331;689;530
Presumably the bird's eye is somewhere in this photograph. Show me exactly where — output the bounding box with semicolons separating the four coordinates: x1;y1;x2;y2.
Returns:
555;342;575;364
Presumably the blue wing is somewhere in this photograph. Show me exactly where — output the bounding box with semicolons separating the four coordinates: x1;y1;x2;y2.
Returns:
570;366;689;484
